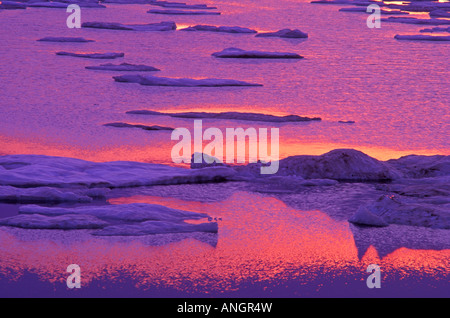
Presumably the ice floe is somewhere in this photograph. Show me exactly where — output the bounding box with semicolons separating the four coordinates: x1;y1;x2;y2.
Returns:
5;203;219;235
126;110;321;122
56;51;125;59
255;29;308;38
0;186;93;203
382;17;450;25
0;1;27;9
113;75;263;87
37;36;94;42
82;21;176;31
429;9;450;18
0;154;238;188
394;34;450;41
92;220;218;236
212;47;303;59
86;63;160;71
27;2;106;8
19;203;209;222
148;9;220;15
420;26;450;33
339;7;409;15
180;25;257;33
0;214;108;230
103;122;174;131
151;1;217;10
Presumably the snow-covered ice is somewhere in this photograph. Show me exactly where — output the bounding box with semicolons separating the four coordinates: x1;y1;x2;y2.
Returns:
180;25;257;33
0;186;93;203
103;122;174;131
19;203;210;222
92;220;218;236
82;21;176;31
420;26;450;33
56;52;125;59
382;17;450;25
429;9;450;18
126;110;321;122
394;34;450;41
212;47;303;59
148;9;220;15
349;194;450;229
38;37;94;42
151;1;217;10
0;214;109;230
86;63;160;71
255;29;308;38
0;1;27;9
27;2;106;8
339;7;409;14
113;75;263;87
0;154;238;188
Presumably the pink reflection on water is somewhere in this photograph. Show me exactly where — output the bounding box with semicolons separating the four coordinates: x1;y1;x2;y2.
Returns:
0;192;448;293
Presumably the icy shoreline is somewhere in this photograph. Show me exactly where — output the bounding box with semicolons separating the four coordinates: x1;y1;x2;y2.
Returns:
0;149;448;231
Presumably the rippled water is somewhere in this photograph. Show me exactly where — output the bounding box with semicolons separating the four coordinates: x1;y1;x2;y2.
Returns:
0;0;449;297
0;0;449;163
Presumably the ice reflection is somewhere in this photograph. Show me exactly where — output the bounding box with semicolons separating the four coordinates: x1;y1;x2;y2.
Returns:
0;192;446;296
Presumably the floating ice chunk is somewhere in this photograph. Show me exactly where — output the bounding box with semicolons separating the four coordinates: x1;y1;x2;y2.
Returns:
92;220;218;236
0;214;108;230
113;75;263;87
56;51;125;59
148;9;220;15
339;7;409;14
386;3;450;12
37;37;94;42
85;63;160;71
103;122;174;131
27;2;106;8
180;25;257;33
0;186;93;203
349;195;450;229
311;0;375;4
126;110;320;122
256;28;308;38
420;26;450;33
0;154;238;188
382;17;450;25
82;21;177;31
19;203;209;222
394;34;450;41
212;47;303;59
429;9;450;18
0;1;27;9
151;2;217;10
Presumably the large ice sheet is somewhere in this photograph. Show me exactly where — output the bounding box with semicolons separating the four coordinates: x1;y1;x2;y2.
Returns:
0;154;238;188
19;203;209;222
